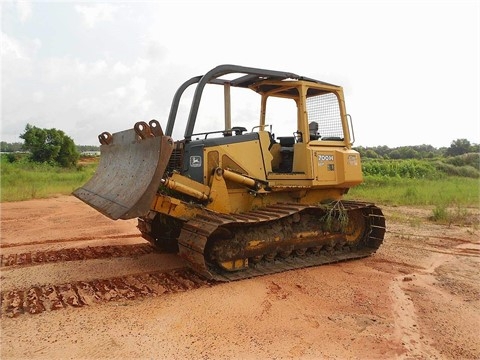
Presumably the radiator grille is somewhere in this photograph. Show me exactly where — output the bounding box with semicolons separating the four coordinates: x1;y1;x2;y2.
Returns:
166;143;184;173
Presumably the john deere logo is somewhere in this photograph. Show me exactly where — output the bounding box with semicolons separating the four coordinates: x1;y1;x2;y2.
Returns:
190;156;202;167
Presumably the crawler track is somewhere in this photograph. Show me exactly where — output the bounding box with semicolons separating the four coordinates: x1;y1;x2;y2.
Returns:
0;244;156;267
178;201;386;281
1;268;213;318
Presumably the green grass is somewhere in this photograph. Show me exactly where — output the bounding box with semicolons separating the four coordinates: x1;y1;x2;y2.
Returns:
429;203;476;226
2;156;479;226
346;175;479;207
346;175;479;227
0;156;97;202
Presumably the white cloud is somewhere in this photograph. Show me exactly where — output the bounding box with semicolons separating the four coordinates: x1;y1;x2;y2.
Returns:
90;60;108;76
74;3;117;29
112;62;130;75
33;91;44;103
0;32;34;85
42;57;79;82
77;75;151;112
132;58;150;74
16;1;32;23
1;2;478;147
42;57;112;83
145;40;167;61
1;32;28;60
113;86;127;98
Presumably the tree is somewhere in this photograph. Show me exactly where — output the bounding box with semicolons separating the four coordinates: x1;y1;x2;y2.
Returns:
398;147;419;159
20;124;79;167
389;149;401;159
445;139;472;156
364;149;380;158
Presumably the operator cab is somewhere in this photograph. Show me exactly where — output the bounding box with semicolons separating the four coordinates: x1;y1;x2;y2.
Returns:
163;65;351;181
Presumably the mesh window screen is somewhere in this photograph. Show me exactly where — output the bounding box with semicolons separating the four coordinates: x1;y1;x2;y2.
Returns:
306;93;343;139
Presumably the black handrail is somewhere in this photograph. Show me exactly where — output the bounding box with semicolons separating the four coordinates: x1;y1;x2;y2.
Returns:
165;64;334;140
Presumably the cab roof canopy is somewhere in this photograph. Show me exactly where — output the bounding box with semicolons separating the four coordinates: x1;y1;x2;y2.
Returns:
166;64;340;139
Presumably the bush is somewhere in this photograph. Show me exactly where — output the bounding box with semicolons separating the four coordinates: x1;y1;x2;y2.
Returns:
5;153;19;163
430;204;473;226
443;153;480;168
434;162;479;178
20;124;79;168
362;159;438;179
362;158;480;179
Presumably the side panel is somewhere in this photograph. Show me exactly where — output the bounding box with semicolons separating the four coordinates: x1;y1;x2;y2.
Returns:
184;133;266;184
313;150;337;182
312;148;362;186
184;143;204;183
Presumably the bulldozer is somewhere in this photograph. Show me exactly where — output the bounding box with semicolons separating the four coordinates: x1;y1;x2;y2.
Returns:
73;64;386;281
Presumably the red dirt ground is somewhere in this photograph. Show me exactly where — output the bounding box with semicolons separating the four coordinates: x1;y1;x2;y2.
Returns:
1;196;479;359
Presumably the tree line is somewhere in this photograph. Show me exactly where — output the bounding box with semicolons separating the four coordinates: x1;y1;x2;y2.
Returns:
1;124;478;168
354;139;479;159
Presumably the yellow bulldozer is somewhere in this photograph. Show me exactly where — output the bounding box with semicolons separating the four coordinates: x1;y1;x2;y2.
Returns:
74;64;385;281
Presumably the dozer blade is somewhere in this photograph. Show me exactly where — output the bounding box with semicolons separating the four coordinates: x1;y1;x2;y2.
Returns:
73;125;173;220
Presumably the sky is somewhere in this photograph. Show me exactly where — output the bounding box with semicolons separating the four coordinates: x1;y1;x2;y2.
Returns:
1;0;479;148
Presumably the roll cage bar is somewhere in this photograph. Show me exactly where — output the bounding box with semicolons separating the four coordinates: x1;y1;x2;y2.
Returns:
165;64;336;140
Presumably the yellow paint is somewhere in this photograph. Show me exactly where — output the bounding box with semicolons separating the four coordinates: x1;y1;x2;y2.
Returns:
295;231;320;238
205;140;267;182
150;76;365;227
207;170;231;213
151;193;200;220
219;259;248;271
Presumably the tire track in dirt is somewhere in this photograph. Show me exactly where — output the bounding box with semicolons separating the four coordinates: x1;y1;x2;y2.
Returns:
389;278;439;359
387;232;480;258
388;231;478;245
1;268;215;318
0;243;158;267
391;244;480;258
0;233;141;248
387;237;479;359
